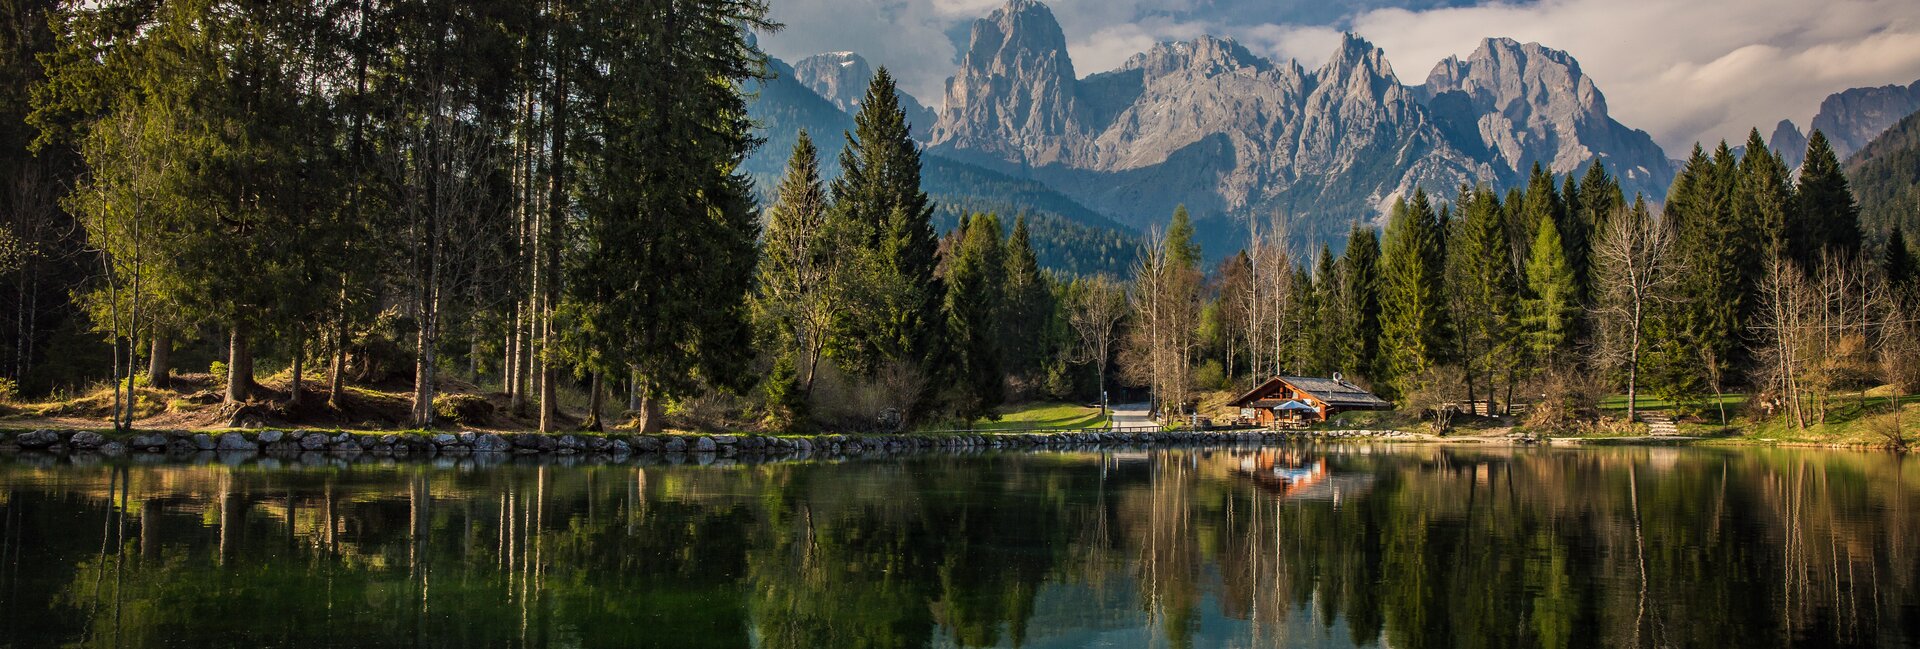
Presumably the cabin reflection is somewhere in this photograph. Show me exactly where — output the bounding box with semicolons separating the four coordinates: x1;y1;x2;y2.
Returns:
1228;449;1373;501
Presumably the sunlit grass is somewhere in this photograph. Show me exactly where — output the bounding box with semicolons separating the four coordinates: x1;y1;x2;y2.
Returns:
968;402;1110;431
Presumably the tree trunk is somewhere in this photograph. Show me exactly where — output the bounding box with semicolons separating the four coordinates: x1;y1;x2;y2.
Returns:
628;367;641;411
289;330;305;407
328;322;347;409
636;391;663;434
412;308;437;427
226;325;253;404
148;334;171;390
538;39;568;434
582;371;604;432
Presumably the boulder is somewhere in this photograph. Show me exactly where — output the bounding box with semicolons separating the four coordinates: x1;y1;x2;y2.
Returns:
130;433;168;450
257;430;285;444
662;436;688;452
473;433;511;453
301;434;330;451
431;433;458;447
192;433;216;450
15;429;60;448
692;436;717;452
69;431;107;449
216;432;256;451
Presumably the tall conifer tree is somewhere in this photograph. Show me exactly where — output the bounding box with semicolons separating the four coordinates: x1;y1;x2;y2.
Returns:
1377;190;1447;398
827;67;942;380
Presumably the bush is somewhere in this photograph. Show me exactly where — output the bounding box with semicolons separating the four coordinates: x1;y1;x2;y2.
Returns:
209;360;229;383
1521;370;1604;435
433;393;495;426
0;377;15;404
1192;360;1225;392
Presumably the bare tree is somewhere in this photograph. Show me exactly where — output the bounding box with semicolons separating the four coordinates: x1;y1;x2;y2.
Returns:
1124;229;1202;422
1589;202;1680;423
1068;275;1126;414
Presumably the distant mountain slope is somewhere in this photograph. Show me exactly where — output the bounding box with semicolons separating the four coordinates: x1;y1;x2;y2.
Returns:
745;53;1137;276
790;51;937;139
1845;107;1920;240
1775;79;1920;167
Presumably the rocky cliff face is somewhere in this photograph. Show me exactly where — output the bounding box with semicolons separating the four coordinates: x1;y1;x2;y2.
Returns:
790;51;938;140
930;2;1541;243
1417;37;1672;198
928;0;1088;169
1768;119;1809;168
1807;79;1920;160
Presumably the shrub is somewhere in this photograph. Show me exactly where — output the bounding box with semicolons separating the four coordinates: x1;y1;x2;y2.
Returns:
0;377;15;404
209;360;229;383
433;393;495;426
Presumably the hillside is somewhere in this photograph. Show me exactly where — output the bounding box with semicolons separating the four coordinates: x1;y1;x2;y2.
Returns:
1846;108;1920;239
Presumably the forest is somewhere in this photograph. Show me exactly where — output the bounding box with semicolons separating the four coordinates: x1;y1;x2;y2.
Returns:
1;0;1916;440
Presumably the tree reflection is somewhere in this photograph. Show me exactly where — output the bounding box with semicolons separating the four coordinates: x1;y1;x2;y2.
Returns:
2;447;1917;648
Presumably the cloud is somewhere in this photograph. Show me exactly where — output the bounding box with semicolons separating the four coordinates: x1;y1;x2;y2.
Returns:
758;0;1920;153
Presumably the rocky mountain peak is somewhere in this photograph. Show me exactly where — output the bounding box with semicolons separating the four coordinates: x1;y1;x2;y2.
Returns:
1123;36;1270;80
1807;79;1920;159
930;0;1086;167
792;51;873;114
1416;37;1668;195
1769;119;1808;167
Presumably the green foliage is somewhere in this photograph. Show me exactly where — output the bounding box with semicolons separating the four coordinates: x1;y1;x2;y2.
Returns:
1448;186;1520;394
1340;224;1383;382
1377;190;1447;398
943;213;1007;421
998;216;1055;390
1165;205;1202;270
1848;108;1920;241
761;353;811;434
826;68;942;382
1794;130;1864;265
1522;212;1579;367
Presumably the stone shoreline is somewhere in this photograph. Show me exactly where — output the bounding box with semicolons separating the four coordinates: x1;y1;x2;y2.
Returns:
0;427;1415;464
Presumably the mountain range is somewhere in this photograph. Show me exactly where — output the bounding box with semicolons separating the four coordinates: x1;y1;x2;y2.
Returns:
746;0;1920;264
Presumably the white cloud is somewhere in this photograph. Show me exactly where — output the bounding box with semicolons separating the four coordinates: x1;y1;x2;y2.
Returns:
758;0;1920;153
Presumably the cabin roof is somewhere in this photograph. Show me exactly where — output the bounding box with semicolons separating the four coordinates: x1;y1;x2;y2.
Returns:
1228;376;1390;409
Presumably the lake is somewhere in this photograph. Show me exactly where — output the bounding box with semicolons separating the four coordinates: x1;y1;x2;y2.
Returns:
0;445;1915;648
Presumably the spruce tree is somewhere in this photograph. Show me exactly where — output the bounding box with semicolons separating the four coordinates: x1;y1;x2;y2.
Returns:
944;213;1007;422
564;0;772;426
1794;130;1864;265
1449;186;1519;406
1377;190;1447;398
1574;162;1623;303
827;67;942;379
755;130;836;396
1523;213;1579;368
999;215;1053;389
1166;205;1203;270
1341;223;1382;382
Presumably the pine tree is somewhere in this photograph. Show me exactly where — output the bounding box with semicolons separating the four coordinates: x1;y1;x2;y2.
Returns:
755;130;837;396
1740;129;1796;259
1574;162;1623;303
827;67;942;382
1341;223;1382;382
999;215;1053;390
1448;186;1519;407
1523;212;1579;369
944;213;1007;422
1166;205;1203;270
1377;190;1447;398
563;0;773;430
1794;130;1864;265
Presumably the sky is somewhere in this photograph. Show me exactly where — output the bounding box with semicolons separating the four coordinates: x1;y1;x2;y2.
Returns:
755;0;1920;154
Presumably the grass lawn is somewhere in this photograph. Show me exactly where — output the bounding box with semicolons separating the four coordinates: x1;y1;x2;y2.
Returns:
1596;393;1748;413
969;402;1110;431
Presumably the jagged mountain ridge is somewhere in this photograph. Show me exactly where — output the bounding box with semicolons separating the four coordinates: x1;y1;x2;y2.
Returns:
926;0;1674;249
1772;79;1920;168
743;51;1139;276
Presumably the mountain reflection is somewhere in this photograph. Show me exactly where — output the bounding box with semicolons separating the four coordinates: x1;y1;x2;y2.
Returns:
0;446;1915;648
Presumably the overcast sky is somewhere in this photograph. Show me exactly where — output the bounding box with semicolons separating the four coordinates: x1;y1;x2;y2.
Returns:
755;0;1920;154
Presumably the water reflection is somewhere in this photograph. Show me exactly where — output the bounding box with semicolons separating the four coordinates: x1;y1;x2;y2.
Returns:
0;446;1916;648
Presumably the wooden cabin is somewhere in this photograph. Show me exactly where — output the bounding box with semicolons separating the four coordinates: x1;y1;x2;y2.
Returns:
1227;374;1391;426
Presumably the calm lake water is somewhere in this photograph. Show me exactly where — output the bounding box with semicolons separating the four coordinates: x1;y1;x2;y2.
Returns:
0;445;1916;648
